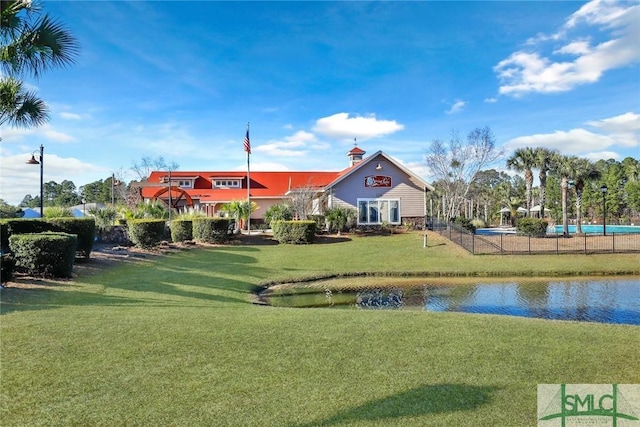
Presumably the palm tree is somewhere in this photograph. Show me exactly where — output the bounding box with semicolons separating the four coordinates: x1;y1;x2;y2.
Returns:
533;148;555;220
222;199;258;231
570;158;601;234
551;153;575;237
1;0;79;128
506;147;537;216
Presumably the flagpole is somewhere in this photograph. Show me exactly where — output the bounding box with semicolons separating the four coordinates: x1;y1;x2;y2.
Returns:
245;122;251;234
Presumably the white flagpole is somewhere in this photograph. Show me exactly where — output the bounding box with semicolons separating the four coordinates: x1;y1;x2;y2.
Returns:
245;122;251;234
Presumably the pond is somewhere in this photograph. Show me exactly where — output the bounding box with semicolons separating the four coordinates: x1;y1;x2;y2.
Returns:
259;277;640;325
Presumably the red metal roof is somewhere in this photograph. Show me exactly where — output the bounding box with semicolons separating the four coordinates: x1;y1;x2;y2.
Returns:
347;146;365;155
142;170;344;201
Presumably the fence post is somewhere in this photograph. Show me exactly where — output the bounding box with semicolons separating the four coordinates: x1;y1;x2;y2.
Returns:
472;234;475;254
584;234;587;254
500;233;504;254
528;234;531;255
612;233;615;253
556;233;559;255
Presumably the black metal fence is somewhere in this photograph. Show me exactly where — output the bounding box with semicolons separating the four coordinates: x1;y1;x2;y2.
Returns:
428;219;640;255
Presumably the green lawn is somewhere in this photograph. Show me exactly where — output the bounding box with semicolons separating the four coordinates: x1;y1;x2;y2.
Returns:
1;232;639;426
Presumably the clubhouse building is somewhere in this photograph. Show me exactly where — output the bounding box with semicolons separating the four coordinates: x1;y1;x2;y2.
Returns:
141;147;434;227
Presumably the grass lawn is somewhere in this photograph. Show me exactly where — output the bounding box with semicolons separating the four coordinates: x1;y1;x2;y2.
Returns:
1;232;639;426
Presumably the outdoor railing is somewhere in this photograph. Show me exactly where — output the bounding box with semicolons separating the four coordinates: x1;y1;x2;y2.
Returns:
428;219;640;255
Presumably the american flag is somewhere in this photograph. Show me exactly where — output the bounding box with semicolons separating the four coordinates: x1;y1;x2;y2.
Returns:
243;128;251;154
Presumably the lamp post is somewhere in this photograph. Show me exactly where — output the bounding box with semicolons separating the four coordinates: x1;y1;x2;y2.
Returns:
82;197;86;216
111;173;121;205
26;145;44;218
600;185;608;236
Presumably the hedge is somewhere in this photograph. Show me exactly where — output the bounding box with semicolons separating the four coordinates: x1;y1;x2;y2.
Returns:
46;217;96;258
170;220;193;242
192;218;231;244
1;218;95;258
516;217;549;237
272;220;316;244
127;219;167;249
9;232;77;278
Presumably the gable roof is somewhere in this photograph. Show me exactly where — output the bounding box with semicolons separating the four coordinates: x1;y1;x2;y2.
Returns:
326;150;434;191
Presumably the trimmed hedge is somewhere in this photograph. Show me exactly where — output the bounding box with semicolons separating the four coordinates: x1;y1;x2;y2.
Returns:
1;218;95;258
272;220;316;244
47;217;96;258
127;219;167;249
1;219;55;253
170;220;193;242
516;217;549;237
9;232;77;278
192;218;231;244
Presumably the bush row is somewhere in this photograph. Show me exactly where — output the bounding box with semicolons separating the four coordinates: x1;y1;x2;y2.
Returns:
515;218;549;237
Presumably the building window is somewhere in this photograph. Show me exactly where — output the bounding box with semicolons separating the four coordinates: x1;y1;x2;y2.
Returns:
357;199;400;225
178;180;192;188
214;180;241;188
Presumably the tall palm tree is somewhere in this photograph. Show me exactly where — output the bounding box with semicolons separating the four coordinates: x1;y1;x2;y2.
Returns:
1;0;78;128
533;147;555;220
551;153;576;237
506;147;536;216
570;158;601;235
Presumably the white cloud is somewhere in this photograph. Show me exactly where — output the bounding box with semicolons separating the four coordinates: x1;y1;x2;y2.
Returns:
484;97;498;104
504;111;639;159
313;113;404;141
495;0;640;96
254;130;317;157
445;100;467;115
59;112;82;120
0;125;75;143
0;153;108;205
586;112;640;147
506;128;615;155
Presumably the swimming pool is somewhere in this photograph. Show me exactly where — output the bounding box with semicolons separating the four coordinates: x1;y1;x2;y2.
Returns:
549;225;640;234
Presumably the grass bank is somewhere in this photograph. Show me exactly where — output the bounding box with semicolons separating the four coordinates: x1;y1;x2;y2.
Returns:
1;232;639;426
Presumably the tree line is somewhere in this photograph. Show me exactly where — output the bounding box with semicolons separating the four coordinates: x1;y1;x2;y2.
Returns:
426;133;640;232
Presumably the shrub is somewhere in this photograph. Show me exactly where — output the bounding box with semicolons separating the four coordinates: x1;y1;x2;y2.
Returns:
453;217;476;233
516;218;548;237
192;218;231;244
127;219;167;249
170;220;193;242
264;203;293;227
46;217;96;258
272;220;316;244
471;218;486;229
1;253;16;283
1;219;57;253
90;206;118;232
43;206;74;218
325;206;357;234
9;232;77;278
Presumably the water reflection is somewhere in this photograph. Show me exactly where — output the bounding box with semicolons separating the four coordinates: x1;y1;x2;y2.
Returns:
262;277;640;325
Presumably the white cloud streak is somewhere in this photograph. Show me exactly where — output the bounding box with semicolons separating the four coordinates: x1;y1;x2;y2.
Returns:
504;111;639;160
495;0;640;96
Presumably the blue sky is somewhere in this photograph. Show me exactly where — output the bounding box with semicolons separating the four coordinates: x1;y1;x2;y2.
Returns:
1;0;638;205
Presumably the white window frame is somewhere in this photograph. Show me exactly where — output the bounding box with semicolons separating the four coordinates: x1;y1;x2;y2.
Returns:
213;179;241;188
357;198;400;225
177;180;193;188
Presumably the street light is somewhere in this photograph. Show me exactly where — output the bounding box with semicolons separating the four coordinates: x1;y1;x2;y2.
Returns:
26;145;44;218
111;173;121;205
600;185;608;236
82;197;86;216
